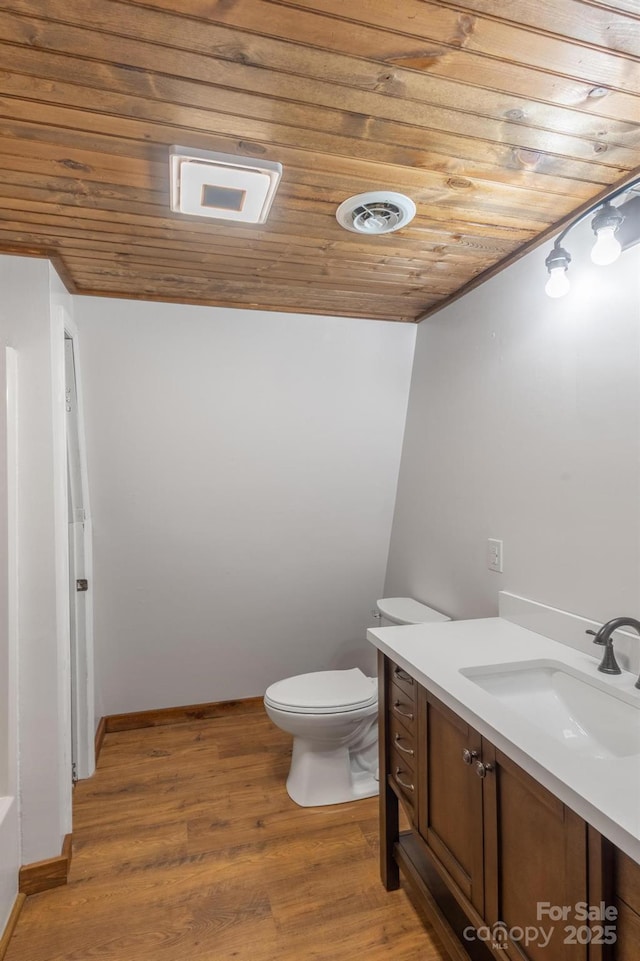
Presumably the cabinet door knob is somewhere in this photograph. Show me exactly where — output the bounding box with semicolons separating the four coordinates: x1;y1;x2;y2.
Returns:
475;760;494;778
462;748;479;765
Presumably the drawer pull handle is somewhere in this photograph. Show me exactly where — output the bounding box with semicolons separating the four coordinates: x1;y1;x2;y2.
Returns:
393;700;414;721
395;769;414;792
393;667;414;685
462;748;479;766
394;733;415;756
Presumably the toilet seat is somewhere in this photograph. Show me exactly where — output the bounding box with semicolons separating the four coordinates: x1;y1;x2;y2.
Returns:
264;667;377;715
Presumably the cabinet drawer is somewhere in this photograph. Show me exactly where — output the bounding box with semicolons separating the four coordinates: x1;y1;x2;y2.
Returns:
389;680;417;736
389;713;416;763
390;743;416;806
388;660;416;702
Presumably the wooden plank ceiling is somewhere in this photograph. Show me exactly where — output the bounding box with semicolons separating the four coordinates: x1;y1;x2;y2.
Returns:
0;1;639;322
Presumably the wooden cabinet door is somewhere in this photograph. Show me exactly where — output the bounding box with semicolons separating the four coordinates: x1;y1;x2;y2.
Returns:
611;844;640;961
482;743;588;961
417;691;485;914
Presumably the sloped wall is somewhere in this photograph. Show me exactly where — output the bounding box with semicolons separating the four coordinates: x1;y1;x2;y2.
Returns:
75;299;416;714
385;222;640;624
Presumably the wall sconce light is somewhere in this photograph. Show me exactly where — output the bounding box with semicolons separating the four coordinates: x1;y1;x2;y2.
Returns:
544;244;571;298
590;202;624;265
544;177;640;297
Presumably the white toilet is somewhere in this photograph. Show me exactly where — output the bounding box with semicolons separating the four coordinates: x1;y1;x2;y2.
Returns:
264;597;450;807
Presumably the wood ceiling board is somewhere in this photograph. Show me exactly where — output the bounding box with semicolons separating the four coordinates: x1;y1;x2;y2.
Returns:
110;0;640;120
0;1;639;321
3;39;636;179
274;1;640;92
74;0;640;92
417;0;640;54
0;212;500;256
0;156;594;228
67;259;463;296
66;278;428;322
131;0;637;122
3;22;639;158
0;189;536;245
6;73;636;183
0;120;613;207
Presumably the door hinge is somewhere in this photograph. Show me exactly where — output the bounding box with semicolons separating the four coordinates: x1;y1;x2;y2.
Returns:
76;578;88;592
72;761;78;785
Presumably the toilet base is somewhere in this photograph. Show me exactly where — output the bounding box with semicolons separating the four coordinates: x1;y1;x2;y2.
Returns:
286;734;379;807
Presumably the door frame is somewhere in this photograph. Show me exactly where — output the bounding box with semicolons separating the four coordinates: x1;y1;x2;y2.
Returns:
63;316;95;781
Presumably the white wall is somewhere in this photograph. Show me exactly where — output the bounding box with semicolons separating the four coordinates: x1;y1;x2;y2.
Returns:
0;257;72;929
385;220;640;624
75;299;416;716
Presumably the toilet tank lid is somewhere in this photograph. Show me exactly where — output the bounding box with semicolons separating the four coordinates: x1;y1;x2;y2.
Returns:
376;597;450;625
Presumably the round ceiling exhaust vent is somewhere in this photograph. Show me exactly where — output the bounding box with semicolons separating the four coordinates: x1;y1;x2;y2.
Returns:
336;191;416;235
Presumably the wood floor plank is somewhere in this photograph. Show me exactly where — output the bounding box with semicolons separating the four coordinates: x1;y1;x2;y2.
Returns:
5;709;445;961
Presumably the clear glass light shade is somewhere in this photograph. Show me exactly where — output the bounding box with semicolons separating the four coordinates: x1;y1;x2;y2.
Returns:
545;266;570;298
591;225;622;265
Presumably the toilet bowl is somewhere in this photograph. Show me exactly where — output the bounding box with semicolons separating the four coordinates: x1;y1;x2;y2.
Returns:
264;597;450;807
264;668;378;807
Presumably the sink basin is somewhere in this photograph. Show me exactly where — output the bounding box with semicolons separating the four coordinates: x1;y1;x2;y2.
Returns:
461;660;640;759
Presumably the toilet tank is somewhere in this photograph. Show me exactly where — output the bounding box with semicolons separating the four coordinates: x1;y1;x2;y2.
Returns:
375;596;450;628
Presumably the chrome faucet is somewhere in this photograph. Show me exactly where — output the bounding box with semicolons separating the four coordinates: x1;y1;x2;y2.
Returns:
587;617;640;687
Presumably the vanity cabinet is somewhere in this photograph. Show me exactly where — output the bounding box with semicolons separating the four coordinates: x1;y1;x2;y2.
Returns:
380;653;596;961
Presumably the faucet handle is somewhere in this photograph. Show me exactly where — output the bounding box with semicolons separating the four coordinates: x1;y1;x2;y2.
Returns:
586;628;622;674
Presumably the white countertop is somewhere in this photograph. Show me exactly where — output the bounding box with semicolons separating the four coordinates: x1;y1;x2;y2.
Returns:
368;616;640;864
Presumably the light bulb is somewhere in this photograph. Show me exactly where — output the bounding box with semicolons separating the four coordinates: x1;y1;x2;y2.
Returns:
591;224;622;265
545;266;570;298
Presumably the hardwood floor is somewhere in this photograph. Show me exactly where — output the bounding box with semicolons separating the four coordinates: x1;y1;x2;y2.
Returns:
5;709;446;961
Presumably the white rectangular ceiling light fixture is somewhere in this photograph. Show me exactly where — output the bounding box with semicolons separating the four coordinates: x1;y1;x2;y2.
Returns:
170;146;282;224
